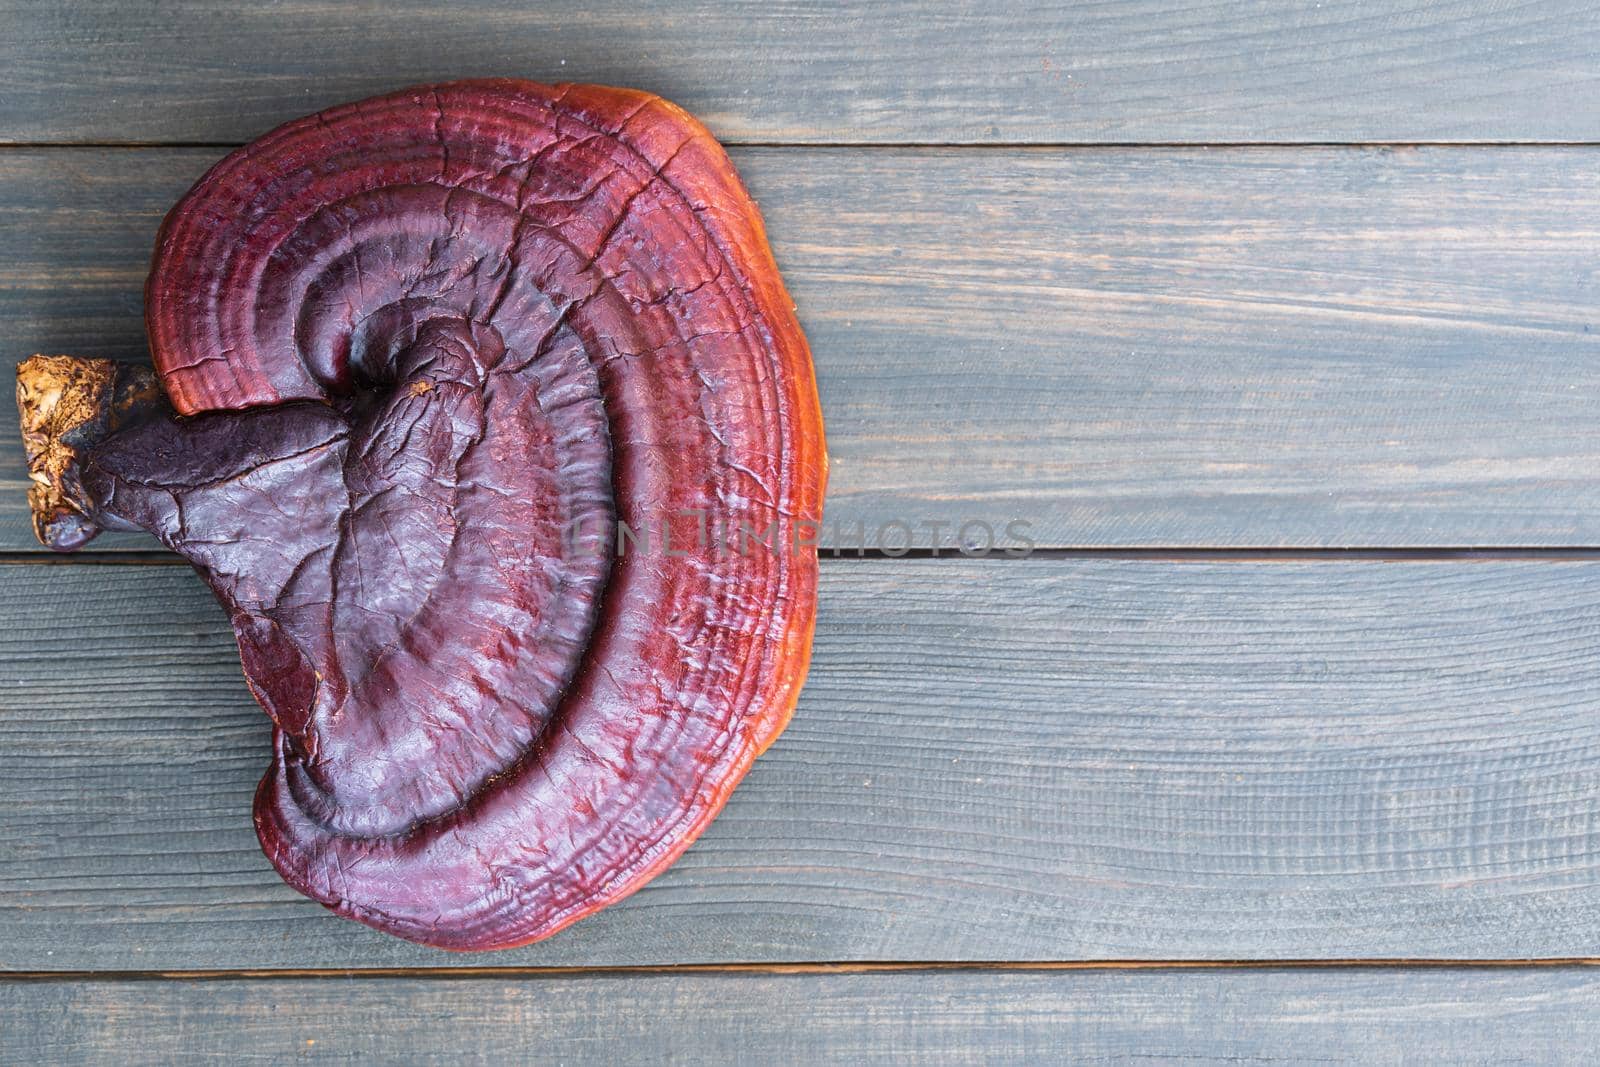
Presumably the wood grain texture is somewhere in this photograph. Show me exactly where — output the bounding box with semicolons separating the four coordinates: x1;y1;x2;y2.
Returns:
6;2;1600;145
8;966;1600;1065
7;559;1600;970
4;147;1600;551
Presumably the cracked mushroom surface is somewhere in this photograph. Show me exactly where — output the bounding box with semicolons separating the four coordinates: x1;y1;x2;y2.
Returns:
15;80;826;950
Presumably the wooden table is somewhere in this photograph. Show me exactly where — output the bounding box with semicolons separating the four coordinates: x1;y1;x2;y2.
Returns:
6;2;1600;1061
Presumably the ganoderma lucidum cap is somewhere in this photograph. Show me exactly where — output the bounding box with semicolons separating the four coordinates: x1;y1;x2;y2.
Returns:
15;80;826;950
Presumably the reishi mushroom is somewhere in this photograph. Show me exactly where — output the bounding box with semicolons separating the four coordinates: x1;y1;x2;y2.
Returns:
15;80;826;950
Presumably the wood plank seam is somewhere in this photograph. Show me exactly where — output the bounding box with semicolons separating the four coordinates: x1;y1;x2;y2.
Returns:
10;960;1600;983
13;548;1600;566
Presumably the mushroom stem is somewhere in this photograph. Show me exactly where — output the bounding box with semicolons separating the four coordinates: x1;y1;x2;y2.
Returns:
15;355;167;551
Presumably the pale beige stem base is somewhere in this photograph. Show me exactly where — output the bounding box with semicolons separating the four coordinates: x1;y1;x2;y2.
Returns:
15;355;162;551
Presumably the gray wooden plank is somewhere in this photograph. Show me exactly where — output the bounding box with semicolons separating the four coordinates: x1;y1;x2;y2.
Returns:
7;966;1600;1065
5;146;1600;552
6;558;1600;970
6;2;1600;145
